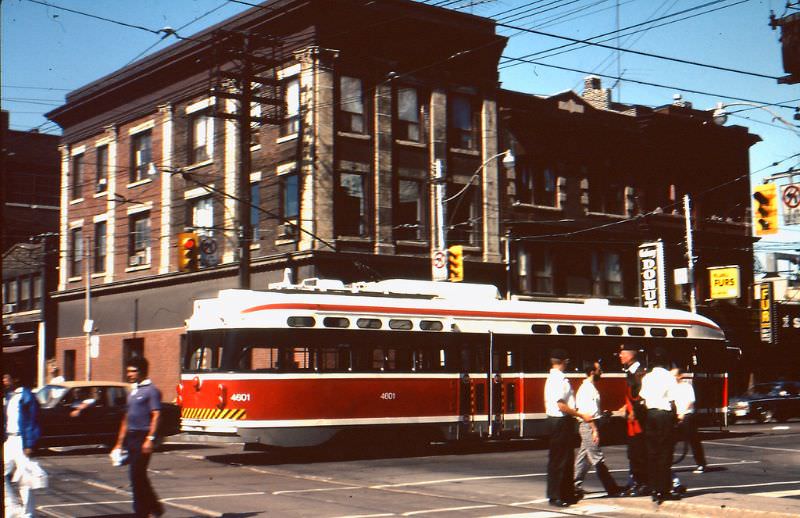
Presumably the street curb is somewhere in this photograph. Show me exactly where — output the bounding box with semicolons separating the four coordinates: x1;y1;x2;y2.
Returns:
599;492;800;517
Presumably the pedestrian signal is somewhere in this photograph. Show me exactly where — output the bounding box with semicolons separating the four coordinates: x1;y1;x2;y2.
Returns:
753;183;778;236
177;232;199;272
448;245;464;282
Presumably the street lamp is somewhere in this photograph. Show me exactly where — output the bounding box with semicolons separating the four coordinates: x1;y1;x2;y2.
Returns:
712;101;800;136
432;149;515;281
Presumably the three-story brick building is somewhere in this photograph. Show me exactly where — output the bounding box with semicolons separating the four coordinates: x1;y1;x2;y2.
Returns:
46;0;759;392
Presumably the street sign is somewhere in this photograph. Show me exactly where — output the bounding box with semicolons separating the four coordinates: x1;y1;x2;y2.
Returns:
708;266;740;300
759;282;775;344
432;249;447;281
782;184;800;225
638;241;666;309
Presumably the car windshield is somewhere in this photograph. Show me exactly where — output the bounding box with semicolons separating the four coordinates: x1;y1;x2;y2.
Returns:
748;384;779;396
36;385;69;408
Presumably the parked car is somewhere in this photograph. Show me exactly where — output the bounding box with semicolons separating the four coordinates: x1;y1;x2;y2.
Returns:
728;381;800;423
35;381;180;449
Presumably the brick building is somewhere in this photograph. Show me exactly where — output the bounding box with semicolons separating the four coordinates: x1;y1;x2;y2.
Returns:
45;0;759;393
2;110;60;384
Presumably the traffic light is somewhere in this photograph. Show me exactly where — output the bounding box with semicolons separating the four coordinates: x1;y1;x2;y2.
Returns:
753;183;779;236
177;232;199;272
448;245;464;282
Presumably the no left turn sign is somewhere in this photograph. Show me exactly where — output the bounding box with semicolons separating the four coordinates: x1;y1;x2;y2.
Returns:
783;184;800;209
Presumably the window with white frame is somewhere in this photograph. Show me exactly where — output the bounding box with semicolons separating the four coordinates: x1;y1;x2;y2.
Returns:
96;145;108;193
189;113;212;164
449;94;478;150
130;130;153;182
94;221;107;273
69;227;83;277
336;171;368;237
191;197;214;237
396;86;424;142
339;76;365;134
71;153;84;200
281;77;300;137
396;178;424;241
518;247;553;294
128;212;150;263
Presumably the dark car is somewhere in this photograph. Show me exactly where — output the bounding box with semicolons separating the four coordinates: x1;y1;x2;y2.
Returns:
35;381;180;449
728;381;800;423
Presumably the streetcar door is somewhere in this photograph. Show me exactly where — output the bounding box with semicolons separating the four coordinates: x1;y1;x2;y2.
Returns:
493;341;522;438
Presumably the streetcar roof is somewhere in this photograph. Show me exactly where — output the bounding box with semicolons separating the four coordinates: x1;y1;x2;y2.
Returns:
185;278;724;340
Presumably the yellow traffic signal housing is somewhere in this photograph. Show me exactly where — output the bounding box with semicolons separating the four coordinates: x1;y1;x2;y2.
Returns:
448;245;464;282
177;232;199;272
753;183;778;235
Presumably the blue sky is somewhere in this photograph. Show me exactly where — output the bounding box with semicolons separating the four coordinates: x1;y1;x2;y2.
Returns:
3;0;799;253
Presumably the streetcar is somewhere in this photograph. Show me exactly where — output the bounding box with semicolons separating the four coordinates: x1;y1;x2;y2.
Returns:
178;277;728;448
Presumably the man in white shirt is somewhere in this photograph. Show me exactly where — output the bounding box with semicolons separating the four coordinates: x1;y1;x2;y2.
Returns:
574;362;622;498
671;368;707;473
640;348;679;503
618;344;648;496
544;349;591;508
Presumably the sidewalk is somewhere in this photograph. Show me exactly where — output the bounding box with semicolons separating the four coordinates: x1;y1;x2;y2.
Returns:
596;492;800;517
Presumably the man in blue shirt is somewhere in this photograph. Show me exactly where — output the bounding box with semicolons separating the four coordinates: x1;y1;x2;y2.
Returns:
113;356;163;517
4;368;41;518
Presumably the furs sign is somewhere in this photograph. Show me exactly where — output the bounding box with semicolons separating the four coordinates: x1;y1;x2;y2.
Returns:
638;241;666;309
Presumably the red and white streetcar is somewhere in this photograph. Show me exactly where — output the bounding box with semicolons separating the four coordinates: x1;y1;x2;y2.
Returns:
177;277;729;448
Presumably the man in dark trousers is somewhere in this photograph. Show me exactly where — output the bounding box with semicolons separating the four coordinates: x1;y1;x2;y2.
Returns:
544;349;591;507
618;343;649;496
113;357;164;517
640;348;679;503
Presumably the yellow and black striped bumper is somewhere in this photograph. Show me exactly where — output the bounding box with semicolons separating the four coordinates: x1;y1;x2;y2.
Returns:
181;407;247;420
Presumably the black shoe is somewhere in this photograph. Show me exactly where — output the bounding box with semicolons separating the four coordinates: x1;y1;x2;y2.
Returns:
548;499;570;507
606;487;624;498
574;489;586;501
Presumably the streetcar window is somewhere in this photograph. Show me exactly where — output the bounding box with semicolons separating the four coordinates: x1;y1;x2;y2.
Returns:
506;382;517;413
372;348;386;370
581;326;601;335
557;325;576;335
188;346;221;371
389;319;413;330
356;318;382;329
288;316;315;327
280;346;312;371
671;329;688;338
605;326;624;336
531;324;551;334
413;348;446;371
319;346;351;371
420;320;444;331
250;347;279;370
650;328;668;337
628;327;646;336
323;317;350;328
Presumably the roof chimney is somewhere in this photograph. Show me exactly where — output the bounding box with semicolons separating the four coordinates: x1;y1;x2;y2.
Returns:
582;76;611;110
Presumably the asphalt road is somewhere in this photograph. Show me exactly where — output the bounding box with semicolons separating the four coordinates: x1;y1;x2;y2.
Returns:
29;420;800;517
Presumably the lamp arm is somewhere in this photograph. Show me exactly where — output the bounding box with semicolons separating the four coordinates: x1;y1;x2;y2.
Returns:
444;150;511;204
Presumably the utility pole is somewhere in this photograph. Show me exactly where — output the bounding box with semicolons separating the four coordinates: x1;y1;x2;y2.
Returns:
84;235;93;380
237;34;254;290
684;194;697;313
210;31;282;289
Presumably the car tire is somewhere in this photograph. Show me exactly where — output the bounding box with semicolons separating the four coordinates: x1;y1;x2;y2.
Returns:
755;407;774;423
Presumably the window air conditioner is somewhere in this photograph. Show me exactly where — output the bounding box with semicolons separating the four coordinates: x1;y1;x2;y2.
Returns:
128;253;147;267
2;303;16;313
